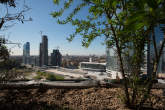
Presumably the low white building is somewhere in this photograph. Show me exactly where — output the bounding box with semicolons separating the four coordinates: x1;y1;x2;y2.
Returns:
80;62;106;72
79;60;123;80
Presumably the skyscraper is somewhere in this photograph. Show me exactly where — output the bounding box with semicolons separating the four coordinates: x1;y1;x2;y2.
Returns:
23;42;30;64
39;35;48;66
39;43;43;67
51;49;62;66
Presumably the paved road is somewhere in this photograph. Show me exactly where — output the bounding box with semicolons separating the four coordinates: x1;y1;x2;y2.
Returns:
46;69;84;78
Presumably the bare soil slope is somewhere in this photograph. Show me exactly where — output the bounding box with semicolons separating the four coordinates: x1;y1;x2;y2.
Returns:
0;88;164;110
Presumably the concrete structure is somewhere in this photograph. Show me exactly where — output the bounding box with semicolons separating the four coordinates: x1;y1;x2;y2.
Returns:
39;35;48;66
51;49;62;66
23;42;30;64
80;62;106;72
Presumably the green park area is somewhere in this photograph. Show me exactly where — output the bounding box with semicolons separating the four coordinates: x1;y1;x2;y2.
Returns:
34;71;64;81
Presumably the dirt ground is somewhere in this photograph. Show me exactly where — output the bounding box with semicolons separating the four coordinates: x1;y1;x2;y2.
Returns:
0;87;164;110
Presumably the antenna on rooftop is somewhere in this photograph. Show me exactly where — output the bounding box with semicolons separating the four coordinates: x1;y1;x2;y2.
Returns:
40;31;43;36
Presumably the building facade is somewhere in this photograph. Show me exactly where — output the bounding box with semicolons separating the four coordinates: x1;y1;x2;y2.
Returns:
39;35;48;66
51;49;62;66
80;62;106;72
23;42;30;64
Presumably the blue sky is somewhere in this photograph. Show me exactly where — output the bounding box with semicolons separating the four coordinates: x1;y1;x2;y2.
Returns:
1;0;106;56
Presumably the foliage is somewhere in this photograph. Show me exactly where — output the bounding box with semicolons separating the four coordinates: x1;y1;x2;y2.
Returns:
0;59;21;70
0;55;23;82
0;0;31;82
34;75;42;80
54;74;64;80
125;0;165;107
0;44;23;82
0;0;31;31
45;74;57;81
52;0;165;108
0;68;24;83
0;45;9;61
0;0;15;7
36;71;47;77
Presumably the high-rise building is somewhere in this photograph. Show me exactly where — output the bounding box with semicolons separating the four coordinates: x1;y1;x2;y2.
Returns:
39;35;48;66
39;43;43;66
51;49;62;66
23;42;30;64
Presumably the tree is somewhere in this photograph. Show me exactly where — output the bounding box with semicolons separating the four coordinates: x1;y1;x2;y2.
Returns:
125;0;165;107
0;44;9;62
52;0;165;108
0;0;31;82
0;0;31;31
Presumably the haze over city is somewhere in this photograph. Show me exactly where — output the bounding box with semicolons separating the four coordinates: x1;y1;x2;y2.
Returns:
0;0;105;56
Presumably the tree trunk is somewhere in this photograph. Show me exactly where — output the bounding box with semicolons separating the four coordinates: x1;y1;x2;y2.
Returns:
139;31;165;109
111;25;130;105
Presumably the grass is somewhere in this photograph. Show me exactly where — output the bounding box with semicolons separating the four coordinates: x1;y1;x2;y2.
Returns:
34;75;42;80
36;71;47;77
34;71;64;81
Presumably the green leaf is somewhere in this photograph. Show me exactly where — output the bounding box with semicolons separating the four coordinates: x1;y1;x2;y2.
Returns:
157;0;163;4
53;0;59;5
67;34;75;42
112;0;118;8
134;22;145;30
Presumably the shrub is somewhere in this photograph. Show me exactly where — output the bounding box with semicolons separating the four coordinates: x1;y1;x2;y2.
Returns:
46;74;56;81
36;71;46;77
46;74;64;81
0;68;24;83
35;71;64;81
54;75;64;80
34;75;42;80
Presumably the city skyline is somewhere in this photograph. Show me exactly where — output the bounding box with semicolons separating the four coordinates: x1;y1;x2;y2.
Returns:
1;0;106;56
